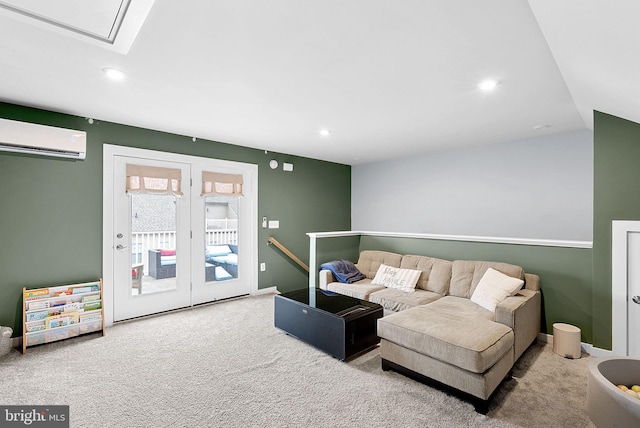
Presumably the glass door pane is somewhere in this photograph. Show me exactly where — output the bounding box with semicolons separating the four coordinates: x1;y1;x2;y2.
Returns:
204;196;239;283
131;193;178;295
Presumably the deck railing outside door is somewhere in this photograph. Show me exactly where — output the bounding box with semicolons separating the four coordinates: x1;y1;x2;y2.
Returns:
132;230;238;275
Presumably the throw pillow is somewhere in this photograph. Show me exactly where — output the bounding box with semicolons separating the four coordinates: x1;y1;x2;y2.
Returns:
160;249;176;257
471;267;524;312
371;264;421;293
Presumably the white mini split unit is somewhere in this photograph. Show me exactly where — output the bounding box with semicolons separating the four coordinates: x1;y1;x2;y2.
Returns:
0;118;87;160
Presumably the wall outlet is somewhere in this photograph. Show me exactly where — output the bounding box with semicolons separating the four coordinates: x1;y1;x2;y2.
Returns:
262;217;267;228
260;262;266;272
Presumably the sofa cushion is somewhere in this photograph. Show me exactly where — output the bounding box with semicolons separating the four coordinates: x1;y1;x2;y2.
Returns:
471;268;524;312
368;288;442;312
400;255;452;295
371;264;421;292
206;245;232;256
355;250;402;279
450;260;524;298
214;266;233;281
424;295;494;321
377;305;514;373
210;254;238;265
160;255;176;266
326;279;385;300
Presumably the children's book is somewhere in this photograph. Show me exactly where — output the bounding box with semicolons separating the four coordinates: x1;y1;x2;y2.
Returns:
26;310;50;322
83;301;102;311
71;285;99;294
62;302;83;312
24;289;49;299
27;300;50;311
45;312;79;329
52;290;73;297
80;314;102;323
26;321;45;332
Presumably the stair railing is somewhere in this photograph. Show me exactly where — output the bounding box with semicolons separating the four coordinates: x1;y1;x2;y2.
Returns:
267;237;310;272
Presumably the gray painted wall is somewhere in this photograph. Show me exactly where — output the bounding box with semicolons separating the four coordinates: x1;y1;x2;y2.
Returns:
352;130;593;241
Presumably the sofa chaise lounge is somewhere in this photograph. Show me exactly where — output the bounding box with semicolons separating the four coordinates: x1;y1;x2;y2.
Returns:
319;250;541;412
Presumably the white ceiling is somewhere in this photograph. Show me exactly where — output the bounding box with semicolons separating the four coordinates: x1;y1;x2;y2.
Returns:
0;1;636;165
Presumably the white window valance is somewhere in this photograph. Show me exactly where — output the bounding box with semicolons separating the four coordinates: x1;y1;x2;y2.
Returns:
201;171;243;196
126;164;183;196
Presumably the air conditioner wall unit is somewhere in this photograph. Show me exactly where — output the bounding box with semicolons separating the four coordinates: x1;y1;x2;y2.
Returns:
0;118;87;160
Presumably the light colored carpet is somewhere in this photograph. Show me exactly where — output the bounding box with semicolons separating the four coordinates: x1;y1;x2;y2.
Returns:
1;294;595;428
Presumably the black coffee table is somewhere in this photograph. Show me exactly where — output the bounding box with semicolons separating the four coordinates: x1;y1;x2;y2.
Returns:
274;288;383;361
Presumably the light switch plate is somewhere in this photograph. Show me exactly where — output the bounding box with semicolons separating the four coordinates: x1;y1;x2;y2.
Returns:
268;220;279;229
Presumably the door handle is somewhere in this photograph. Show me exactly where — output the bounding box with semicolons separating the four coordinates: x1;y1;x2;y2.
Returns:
633;296;640;305
116;244;129;250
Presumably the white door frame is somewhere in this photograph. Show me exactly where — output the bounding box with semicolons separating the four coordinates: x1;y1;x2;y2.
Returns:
103;144;258;327
611;220;640;356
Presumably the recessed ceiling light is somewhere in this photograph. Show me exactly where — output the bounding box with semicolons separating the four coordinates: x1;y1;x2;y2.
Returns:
318;129;332;137
533;124;552;130
102;67;127;80
478;79;499;91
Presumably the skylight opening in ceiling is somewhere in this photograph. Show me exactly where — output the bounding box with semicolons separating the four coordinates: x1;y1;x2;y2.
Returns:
0;0;128;42
0;0;154;54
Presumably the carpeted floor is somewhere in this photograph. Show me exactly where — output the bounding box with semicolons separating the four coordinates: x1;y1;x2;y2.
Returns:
1;294;595;427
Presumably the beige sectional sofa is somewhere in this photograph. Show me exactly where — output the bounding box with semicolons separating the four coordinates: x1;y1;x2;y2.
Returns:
319;250;541;412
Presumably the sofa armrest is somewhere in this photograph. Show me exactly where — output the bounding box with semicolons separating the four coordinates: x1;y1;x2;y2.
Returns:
495;289;541;361
524;273;540;291
149;249;161;271
319;270;335;290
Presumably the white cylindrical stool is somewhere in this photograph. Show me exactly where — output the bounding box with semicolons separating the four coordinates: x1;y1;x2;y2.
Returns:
553;323;581;359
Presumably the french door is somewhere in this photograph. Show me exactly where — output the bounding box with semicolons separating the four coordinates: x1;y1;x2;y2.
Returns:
104;145;257;323
190;163;254;305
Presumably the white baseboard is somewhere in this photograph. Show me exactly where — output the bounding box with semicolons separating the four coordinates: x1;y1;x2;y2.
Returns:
537;332;552;345
538;332;615;358
253;286;278;296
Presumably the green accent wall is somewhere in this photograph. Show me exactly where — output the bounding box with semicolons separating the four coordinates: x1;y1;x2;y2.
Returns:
359;236;593;341
0;102;351;335
315;236;361;266
592;111;640;350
